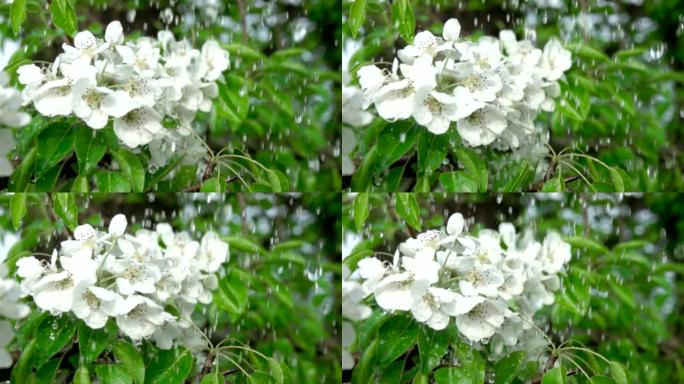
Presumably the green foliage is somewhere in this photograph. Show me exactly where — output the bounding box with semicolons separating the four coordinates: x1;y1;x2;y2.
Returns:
2;0;340;192
343;0;684;192
0;193;341;383
342;193;684;383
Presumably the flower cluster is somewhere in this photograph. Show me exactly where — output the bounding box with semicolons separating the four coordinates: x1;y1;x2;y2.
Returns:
0;263;30;368
350;212;571;349
17;20;229;150
0;72;31;176
357;18;571;149
16;214;229;350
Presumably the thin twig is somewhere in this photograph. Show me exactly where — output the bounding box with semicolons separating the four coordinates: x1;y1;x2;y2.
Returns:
236;0;249;43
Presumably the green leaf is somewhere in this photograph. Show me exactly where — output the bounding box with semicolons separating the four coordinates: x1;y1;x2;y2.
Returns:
349;0;366;38
201;177;228;192
350;145;379;191
200;371;225;384
94;171;132;192
112;340;145;384
11;338;36;384
439;171;478;192
353;193;370;231
34;315;77;366
145;348;193;384
73;366;91;384
542;367;566;384
49;0;78;36
95;365;133;384
376;122;419;168
417;132;448;175
266;169;282;192
563;236;609;254
218;75;250;123
609;361;627;384
8;147;37;191
72;175;90;192
499;160;534;192
542;177;565;192
10;193;27;230
377;316;418;365
10;0;27;35
53;193;79;230
222;236;265;254
351;338;378;384
609;167;624;192
36;359;61;384
494;352;526;384
36;122;75;175
455;148;488;192
214;268;249;315
109;149;145;193
417;327;450;374
395;193;421;231
269;358;284;384
74;127;106;175
557;97;584;122
608;280;636;309
79;321;117;364
434;367;472;384
223;43;265;61
380;360;405;384
565;43;610;63
392;0;416;43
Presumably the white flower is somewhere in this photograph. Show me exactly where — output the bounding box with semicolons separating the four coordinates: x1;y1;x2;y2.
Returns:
16;256;47;294
373;56;437;121
201;40;230;81
72;284;125;328
0;321;15;368
105;21;124;46
0;74;31;128
356;257;386;291
341;127;357;176
459;265;505;297
540;232;571;274
116;295;174;340
457;105;507;147
32;254;97;314
62;31;109;64
113;107;163;148
197;232;229;273
397;30;453;63
116;42;161;78
373;272;418;312
410;284;480;330
399;229;445;258
443;18;461;42
342;321;356;370
16;64;44;86
412;90;480;134
72;77;139;129
342;83;373;127
357;64;385;100
455;299;507;342
113;258;162;295
342;279;371;321
540;39;572;81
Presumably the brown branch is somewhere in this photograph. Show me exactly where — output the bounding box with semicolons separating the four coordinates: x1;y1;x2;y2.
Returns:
236;0;249;43
530;159;558;191
200;353;215;377
182;162;218;192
